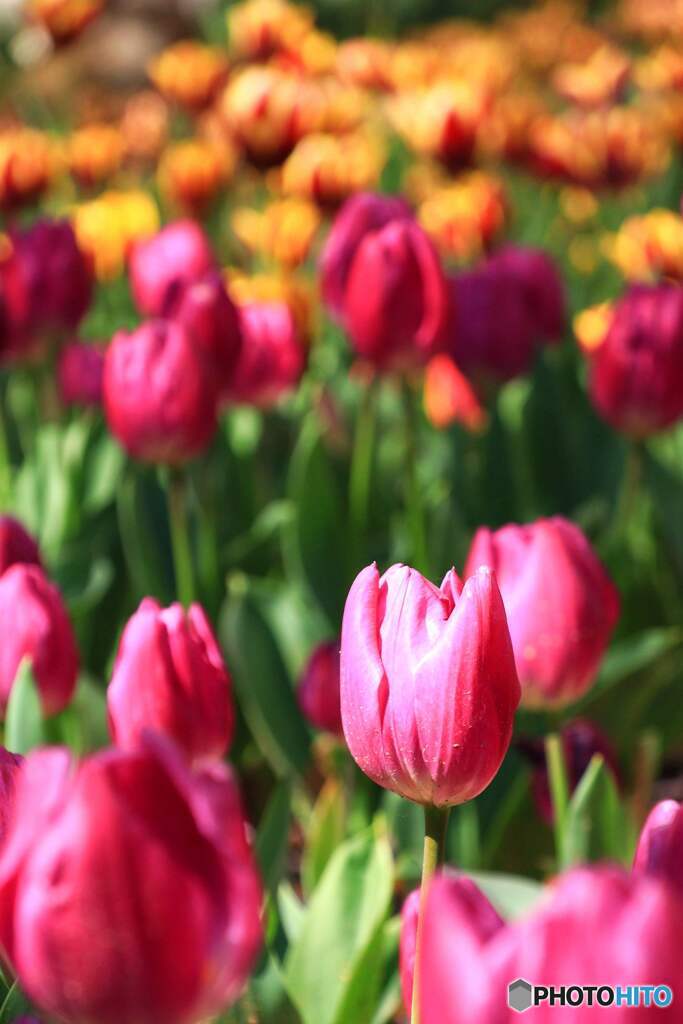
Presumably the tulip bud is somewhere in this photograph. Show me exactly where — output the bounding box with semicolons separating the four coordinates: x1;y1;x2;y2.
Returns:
340;563;520;806
0;565;78;718
129;220;215;318
585;283;683;437
165;272;242;397
57;341;104;408
343;220;448;370
297;640;342;737
0;516;41;577
319;191;412;321
0;737;262;1024
466;517;619;709
108;598;234;765
488;244;565;343
226;301;306;407
634;800;683;893
103;320;218;464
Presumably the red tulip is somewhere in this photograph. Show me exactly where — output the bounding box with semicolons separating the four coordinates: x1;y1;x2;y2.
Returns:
340;563;520;806
0;517;41;577
103;320;218;464
226;302;306;407
0;747;23;845
129;220;215;317
319;192;412;321
586;284;683;437
297;640;343;738
57;341;104;408
466;517;619;708
420;866;683;1022
634;800;683;893
107;598;234;765
0;737;262;1024
0;565;78;717
165;271;242;396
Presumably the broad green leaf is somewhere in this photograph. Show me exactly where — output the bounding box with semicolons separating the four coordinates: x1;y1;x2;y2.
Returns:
561;755;635;868
575;628;682;709
84;432;126;514
371;917;402;1024
0;980;30;1022
467;871;545;920
285;828;393;1024
301;779;346;897
116;468;174;602
257;781;292;894
278;882;305;945
5;660;44;754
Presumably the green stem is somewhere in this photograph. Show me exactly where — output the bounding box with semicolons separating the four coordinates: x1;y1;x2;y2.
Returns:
610;441;643;547
411;805;451;1024
0;380;12;511
545;734;570;865
401;378;429;575
349;376;378;567
167;469;195;607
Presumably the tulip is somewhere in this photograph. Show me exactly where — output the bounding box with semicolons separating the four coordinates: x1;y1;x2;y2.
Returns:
0;565;78;718
340;563;520;806
226;301;306;407
165;271;242;397
0;517;41;577
148;41;229;112
68;124;124;190
103;320;218;464
0;736;262;1024
0;130;54;214
57;341;104;408
29;0;103;44
107;598;234;764
129;220;215;318
634;799;683;893
420;866;683;1023
343;220;449;370
297;640;342;737
0;748;23;844
158;140;234;218
465;517;619;708
319;191;412;321
584;283;683;437
489;244;565;344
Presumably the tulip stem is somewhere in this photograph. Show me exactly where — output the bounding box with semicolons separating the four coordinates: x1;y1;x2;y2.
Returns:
411;804;451;1024
349;375;378;567
401;378;429;576
546;733;570;863
167;469;195;608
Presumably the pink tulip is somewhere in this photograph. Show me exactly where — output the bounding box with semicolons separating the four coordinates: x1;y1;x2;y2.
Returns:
297;640;343;738
634;800;683;893
466;517;619;708
0;517;41;577
107;598;234;765
0;747;23;844
57;341;104;408
129;220;215;317
340;563;520;806
226;302;306;407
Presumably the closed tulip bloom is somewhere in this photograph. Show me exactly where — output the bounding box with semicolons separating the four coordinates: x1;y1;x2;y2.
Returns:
420;866;683;1023
466;517;619;709
634;800;683;893
103;320;218;464
340;563;520;806
0;516;41;577
0;737;262;1024
319;192;412;320
226;302;306;407
108;598;234;764
298;640;342;737
344;220;448;370
0;565;78;717
165;271;242;397
587;284;683;437
57;341;104;408
129;220;215;317
488;244;565;344
0;748;23;844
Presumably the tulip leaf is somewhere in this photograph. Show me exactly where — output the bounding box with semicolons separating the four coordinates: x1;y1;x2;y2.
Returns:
285;827;394;1024
5;659;44;755
116;467;174;603
560;755;635;868
0;980;31;1022
257;781;293;895
575;627;683;709
301;779;347;897
220;580;311;778
466;871;545;920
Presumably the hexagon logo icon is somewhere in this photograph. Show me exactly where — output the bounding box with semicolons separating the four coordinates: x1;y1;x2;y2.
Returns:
508;978;533;1013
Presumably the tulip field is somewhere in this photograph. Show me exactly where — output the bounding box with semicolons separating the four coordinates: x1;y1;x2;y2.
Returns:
4;0;683;1020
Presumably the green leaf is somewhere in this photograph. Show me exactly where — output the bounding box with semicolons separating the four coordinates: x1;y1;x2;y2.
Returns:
5;659;44;754
0;980;30;1022
219;580;311;777
575;628;683;709
256;781;292;894
285;828;394;1024
466;871;544;920
561;755;635;868
301;779;346;897
84;432;126;514
116;468;174;602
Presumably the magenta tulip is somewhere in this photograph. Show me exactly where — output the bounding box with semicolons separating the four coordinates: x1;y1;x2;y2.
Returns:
340;563;520;806
226;302;306;407
0;565;78;717
0;517;41;577
103;320;218;464
129;220;215;317
466;517;619;708
489;244;565;344
0;737;262;1024
108;598;234;764
0;747;22;844
57;341;104;408
297;640;343;738
634;800;683;893
165;271;242;396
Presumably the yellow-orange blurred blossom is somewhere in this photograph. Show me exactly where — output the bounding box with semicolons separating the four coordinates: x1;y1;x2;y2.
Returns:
158;139;235;217
574;302;615;353
227;268;316;341
552;46;630;109
635;46;683;92
388;79;489;171
502;2;605;73
335;38;393;91
68;124;124;189
418;173;507;264
274;29;337;77
616;0;683;42
607;209;683;282
227;0;313;61
120;92;169;164
479;91;546;162
0;128;54;212
149;41;229;112
28;0;103;44
424;354;487;433
73;190;159;281
232;198;320;268
279;131;384;206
